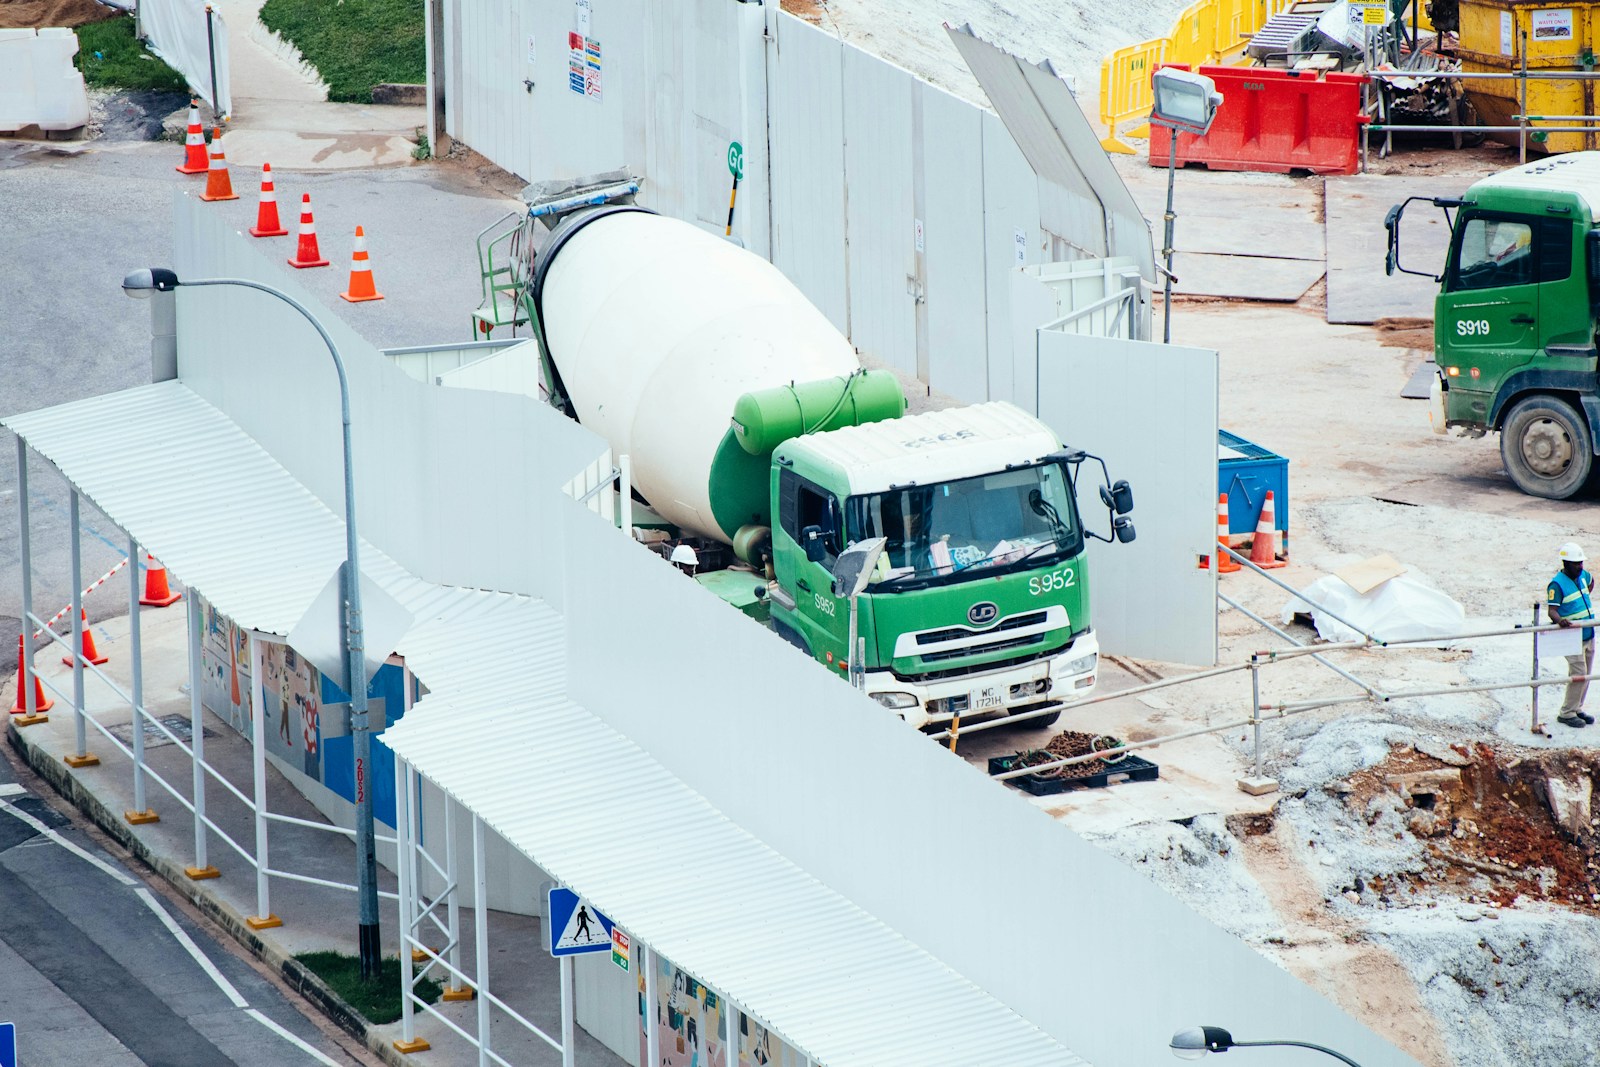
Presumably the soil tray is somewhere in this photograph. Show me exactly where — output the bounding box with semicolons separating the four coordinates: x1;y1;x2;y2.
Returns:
987;752;1160;796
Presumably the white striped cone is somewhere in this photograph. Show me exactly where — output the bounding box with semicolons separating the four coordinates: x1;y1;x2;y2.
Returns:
199;126;238;201
340;225;384;302
249;163;288;237
176;102;208;173
287;193;330;268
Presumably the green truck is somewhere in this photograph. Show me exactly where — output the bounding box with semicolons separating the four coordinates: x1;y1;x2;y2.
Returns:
505;184;1134;731
1386;154;1600;499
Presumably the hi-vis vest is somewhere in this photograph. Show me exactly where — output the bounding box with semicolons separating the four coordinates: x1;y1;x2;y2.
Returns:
1548;569;1595;642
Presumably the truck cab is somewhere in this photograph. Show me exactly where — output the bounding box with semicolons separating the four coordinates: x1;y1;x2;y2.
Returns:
764;403;1113;730
1387;154;1600;498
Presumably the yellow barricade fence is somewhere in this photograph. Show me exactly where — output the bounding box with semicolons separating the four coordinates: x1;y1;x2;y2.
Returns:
1096;0;1296;155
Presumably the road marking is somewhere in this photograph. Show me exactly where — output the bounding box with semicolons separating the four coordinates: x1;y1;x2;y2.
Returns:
135;887;248;1008
0;798;137;885
245;1008;341;1066
0;784;25;798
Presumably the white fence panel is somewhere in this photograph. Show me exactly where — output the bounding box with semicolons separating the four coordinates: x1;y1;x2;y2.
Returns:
770;16;848;333
979;108;1042;406
139;0;230;116
559;497;1407;1067
920;82;988;405
841;42;916;375
1038;332;1217;665
382;338;530;385
1009;257;1144;415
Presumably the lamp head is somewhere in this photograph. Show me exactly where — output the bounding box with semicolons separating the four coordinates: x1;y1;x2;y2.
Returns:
1150;68;1224;136
1170;1026;1235;1060
121;267;180;299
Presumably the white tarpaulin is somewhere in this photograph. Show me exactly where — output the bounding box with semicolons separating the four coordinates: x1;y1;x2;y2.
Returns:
139;0;231;116
0;28;89;132
1282;574;1466;644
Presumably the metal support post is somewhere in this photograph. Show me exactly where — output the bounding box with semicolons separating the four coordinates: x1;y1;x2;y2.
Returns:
247;632;279;928
619;453;634;534
444;792;469;996
559;955;576;1067
1237;656;1277;796
1520;34;1529;164
16;439;41;721
1161;126;1178;344
65;491;94;765
393;756;430;1054
126;537;155;823
204;5;220;122
644;943;661;1067
1532;601;1545;735
723;989;742;1067
185;597;218;879
473;814;491;1067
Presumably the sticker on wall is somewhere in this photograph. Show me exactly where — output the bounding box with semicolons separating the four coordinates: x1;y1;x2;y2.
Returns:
584;38;603;100
1013;229;1028;266
1501;11;1513;55
612;928;631;971
527;34;536;65
1531;8;1573;41
548;887;614;956
576;0;591;36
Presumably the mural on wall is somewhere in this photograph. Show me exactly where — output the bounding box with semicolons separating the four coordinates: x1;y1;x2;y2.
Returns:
639;955;791;1067
196;594;415;828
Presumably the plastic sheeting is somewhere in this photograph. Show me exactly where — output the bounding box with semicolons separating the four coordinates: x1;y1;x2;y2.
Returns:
1283;573;1466;644
0;28;89;133
139;0;230;117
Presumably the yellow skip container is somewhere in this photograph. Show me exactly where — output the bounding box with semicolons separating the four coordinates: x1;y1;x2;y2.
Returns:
1458;0;1600;153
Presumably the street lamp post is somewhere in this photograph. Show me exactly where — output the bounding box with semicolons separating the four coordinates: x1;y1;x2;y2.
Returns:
1148;68;1224;344
1170;1025;1365;1067
121;267;382;981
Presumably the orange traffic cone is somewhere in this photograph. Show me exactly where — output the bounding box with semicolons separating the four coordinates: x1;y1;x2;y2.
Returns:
175;100;209;174
1216;493;1240;573
200;126;239;202
62;610;108;667
248;164;289;237
11;636;53;715
1248;491;1286;569
288;193;330;268
339;226;384;303
140;553;182;607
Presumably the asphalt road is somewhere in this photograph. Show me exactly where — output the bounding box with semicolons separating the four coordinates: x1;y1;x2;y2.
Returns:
0;743;374;1066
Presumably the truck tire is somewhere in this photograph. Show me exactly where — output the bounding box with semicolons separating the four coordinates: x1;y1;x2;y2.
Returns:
1500;396;1593;500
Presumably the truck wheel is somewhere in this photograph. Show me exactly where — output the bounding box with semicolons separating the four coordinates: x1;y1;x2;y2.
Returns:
1501;396;1593;500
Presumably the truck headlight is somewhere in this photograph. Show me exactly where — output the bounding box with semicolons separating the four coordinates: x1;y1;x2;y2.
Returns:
1063;652;1098;675
871;692;919;710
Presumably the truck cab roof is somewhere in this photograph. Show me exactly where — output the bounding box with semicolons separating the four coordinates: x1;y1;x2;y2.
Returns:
1468;152;1600;221
778;401;1062;496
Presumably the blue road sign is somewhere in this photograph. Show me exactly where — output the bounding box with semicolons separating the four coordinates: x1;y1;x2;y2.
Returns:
0;1021;15;1067
547;888;613;957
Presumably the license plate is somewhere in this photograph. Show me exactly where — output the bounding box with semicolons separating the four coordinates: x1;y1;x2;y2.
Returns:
969;685;1003;711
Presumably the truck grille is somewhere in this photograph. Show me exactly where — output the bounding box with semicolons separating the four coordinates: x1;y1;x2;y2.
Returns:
919;633;1046;664
914;611;1050;646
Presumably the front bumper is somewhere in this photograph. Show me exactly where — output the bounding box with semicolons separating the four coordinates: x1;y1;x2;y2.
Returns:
865;630;1099;730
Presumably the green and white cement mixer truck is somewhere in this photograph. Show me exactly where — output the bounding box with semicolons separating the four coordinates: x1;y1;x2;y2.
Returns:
1386;153;1600;499
509;185;1134;730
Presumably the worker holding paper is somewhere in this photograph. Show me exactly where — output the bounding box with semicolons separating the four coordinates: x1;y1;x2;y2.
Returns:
1547;542;1596;728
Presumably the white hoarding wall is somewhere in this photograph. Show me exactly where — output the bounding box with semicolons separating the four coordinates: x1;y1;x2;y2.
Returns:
172;195;607;606
1039;332;1219;665
558;500;1413;1067
138;0;231;116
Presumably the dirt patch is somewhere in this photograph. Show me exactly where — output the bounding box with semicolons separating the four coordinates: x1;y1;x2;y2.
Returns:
1341;743;1599;911
1374;317;1436;352
0;0;120;29
781;0;827;23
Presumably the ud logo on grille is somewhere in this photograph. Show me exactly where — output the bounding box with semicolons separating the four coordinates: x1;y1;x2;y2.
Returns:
968;601;998;626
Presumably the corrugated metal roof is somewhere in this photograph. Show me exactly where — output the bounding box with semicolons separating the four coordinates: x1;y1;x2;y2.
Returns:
4;380;1086;1067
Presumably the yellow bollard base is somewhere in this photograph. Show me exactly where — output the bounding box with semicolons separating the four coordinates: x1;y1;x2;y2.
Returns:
393;1037;432;1053
441;985;476;1002
11;713;48;727
185;865;221;880
246;914;282;930
124;809;160;825
64;753;100;768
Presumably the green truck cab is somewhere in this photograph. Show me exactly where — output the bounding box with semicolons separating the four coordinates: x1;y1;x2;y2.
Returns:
1386;154;1600;498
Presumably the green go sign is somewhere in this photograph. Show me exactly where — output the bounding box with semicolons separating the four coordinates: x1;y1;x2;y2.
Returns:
727;141;744;180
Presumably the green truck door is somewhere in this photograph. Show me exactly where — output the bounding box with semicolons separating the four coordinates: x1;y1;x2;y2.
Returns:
1439;213;1541;422
774;469;851;669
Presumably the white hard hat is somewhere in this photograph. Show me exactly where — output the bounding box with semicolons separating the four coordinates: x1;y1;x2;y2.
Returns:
669;544;699;566
1559;542;1586;563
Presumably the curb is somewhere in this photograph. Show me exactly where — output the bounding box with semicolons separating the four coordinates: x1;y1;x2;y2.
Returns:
6;720;414;1067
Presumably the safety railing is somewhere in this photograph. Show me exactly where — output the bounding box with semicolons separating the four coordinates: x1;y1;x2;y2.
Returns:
935;543;1595;795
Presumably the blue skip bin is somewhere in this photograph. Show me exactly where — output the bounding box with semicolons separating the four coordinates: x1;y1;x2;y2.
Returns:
1219;429;1289;556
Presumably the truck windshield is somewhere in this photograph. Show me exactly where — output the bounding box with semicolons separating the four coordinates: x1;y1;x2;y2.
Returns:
848;463;1082;590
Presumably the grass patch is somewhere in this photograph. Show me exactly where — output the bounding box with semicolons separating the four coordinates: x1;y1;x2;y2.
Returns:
259;0;424;104
295;951;443;1024
74;16;189;94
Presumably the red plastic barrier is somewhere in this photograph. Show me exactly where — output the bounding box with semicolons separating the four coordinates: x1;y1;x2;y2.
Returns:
1148;64;1369;176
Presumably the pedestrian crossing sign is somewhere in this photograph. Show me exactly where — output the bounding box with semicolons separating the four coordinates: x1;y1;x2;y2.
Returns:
547;887;614;957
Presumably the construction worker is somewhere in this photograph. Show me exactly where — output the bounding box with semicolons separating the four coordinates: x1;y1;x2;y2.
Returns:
1547;542;1595;728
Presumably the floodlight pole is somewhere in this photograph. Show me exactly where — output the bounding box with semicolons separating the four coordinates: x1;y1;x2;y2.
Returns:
1162;125;1178;344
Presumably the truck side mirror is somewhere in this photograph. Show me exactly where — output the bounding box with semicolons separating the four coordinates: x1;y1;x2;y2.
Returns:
1587;230;1600;299
801;524;826;564
1384;204;1401;277
1113;515;1136;544
1110;479;1134;515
